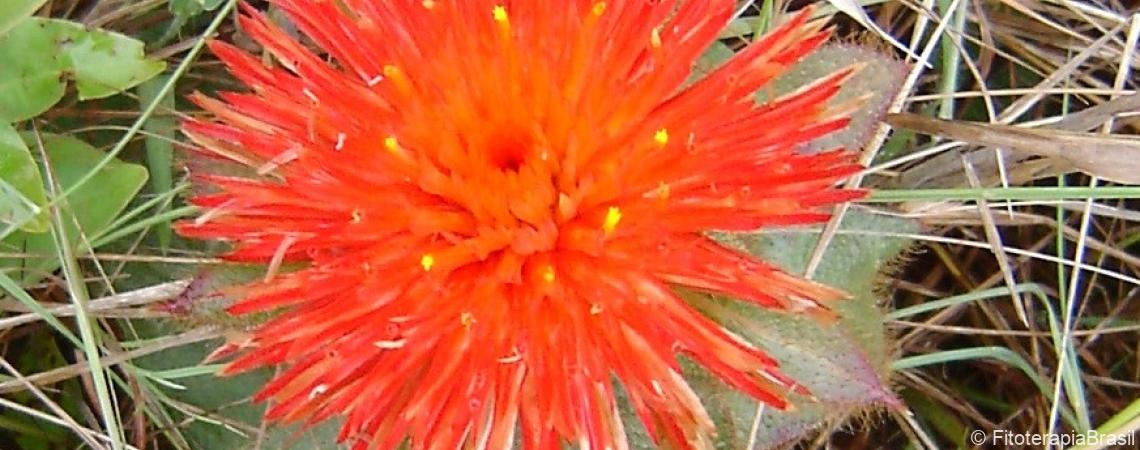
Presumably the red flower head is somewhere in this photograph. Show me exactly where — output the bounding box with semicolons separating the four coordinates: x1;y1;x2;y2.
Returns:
179;1;865;448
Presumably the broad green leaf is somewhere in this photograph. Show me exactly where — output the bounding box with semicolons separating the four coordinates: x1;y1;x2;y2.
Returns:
625;211;916;449
0;18;66;122
0;133;147;283
62;21;167;99
0;122;48;232
0;0;47;37
0;18;166;121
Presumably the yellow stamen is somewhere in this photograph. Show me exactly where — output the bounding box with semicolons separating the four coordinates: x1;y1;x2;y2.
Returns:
542;266;556;283
603;206;622;236
654;128;669;146
382;64;401;79
650;27;662;49
384;136;401;152
656;182;670;200
381;64;412;94
420;254;435;271
591;2;606;16
492;5;509;23
351;209;364;223
421;0;435;9
460;311;475;328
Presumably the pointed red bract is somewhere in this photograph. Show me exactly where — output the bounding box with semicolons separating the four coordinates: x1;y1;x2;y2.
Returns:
178;1;866;448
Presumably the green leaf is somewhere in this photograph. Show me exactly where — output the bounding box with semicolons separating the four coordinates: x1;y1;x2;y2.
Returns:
695;41;906;154
716;212;914;448
717;18;755;40
0;122;48;232
170;0;227;18
624;211;916;449
0;0;46;37
0;133;147;284
693;41;735;79
761;43;908;153
0;17;166;121
0;19;66;122
159;0;228;46
140;336;343;450
63;23;167;99
126;263;340;450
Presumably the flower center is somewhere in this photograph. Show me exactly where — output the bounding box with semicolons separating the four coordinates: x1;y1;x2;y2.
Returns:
485;130;532;172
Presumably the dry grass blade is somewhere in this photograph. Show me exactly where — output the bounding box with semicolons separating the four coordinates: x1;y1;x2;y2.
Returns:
888;113;1140;184
1051;93;1140;132
0;279;189;329
0;357;110;450
0;327;220;395
960;156;1029;327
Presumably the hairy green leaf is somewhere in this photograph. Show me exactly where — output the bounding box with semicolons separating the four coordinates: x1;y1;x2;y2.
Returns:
622;211;915;449
761;43;907;153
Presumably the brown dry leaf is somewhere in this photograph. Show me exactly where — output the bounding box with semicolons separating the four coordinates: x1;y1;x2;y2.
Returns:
888;113;1140;184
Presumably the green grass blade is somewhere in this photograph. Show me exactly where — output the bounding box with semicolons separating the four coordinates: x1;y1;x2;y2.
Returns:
893;346;1080;428
137;74;177;250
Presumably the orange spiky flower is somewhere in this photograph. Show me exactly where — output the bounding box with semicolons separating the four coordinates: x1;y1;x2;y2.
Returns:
178;1;865;449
